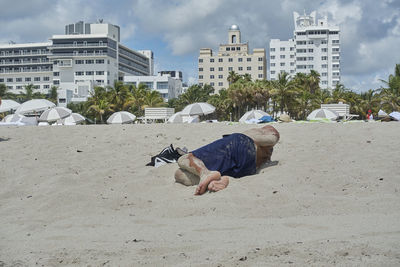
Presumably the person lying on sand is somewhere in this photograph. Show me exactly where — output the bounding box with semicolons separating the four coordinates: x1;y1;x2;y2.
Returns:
175;125;280;195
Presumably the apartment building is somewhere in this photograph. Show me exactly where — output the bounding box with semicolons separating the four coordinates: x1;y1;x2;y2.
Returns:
269;11;341;89
198;25;266;93
0;20;153;104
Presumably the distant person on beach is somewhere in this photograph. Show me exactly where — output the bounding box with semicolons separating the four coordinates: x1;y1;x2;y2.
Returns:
367;109;374;120
174;125;280;195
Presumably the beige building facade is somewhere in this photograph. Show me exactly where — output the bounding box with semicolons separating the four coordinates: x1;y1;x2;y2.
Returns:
198;25;266;93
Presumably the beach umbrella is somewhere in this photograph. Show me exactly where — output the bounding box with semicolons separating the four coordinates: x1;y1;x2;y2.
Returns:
181;102;215;116
2;113;25;122
378;109;388;117
0;99;20;113
167;112;184;123
39;107;72;122
15;99;56;114
239;110;270;123
389;111;400;121
307;108;338;121
107;111;136;124
61;113;86;125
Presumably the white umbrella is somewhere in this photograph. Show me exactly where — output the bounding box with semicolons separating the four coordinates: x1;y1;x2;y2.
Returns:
0;99;21;113
15;99;56;114
167;112;184;123
239;110;270;123
39;107;72;122
378;109;388;117
181;102;215;116
307;108;338;121
389;111;400;121
107;111;136;124
61;113;86;125
2;113;25;122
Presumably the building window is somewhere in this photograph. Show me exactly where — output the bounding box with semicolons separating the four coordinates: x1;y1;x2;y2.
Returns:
16;78;22;82
34;77;40;81
199;83;203;86
53;72;59;76
75;71;84;76
238;67;243;71
290;70;295;73
199;75;203;79
280;63;285;66
258;66;263;70
218;67;223;71
238;58;243;62
85;60;94;64
218;58;223;62
296;41;306;45
332;40;340;44
237;47;241;51
271;71;275;74
199;59;203;63
0;79;3;82
333;64;339;68
96;71;104;75
290;62;294;66
258;57;263;61
321;40;327;44
332;48;340;52
247;58;251;62
297;49;307;53
217;82;222;86
308;41;314;44
280;47;285;51
16;85;22;89
280;55;285;59
25;77;31;82
210;67;214;71
333;72;340;76
247;66;251;70
321;48;327;52
308;49;313;52
290;55;294;58
43;77;50;81
322;81;328;85
308;65;313;69
53;80;60;85
226;47;230;51
86;71;94;75
270;63;275;67
322;72;328;76
228;58;233;62
218;75;223;79
95;59;105;64
270;48;275;52
75;60;84;64
210;58;214;63
44;85;50;89
199;68;203;72
258;74;263;78
210;75;215;79
210;82;214;86
157;82;168;89
231;47;235;51
321;56;327;60
270;56;275;59
228;67;233;71
7;78;13;82
322;64;328;68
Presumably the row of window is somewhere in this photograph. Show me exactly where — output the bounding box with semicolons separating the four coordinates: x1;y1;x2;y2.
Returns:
199;74;264;86
296;30;339;35
199;57;263;63
75;59;105;64
1;76;51;83
5;84;51;90
295;56;340;61
0;49;49;56
75;71;105;76
295;64;340;69
296;40;339;45
296;48;340;53
270;47;294;52
199;66;263;72
225;46;242;51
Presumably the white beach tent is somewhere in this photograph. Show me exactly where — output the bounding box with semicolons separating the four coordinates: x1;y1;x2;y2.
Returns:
39;107;72;122
181;102;215;116
167;112;184;123
0;99;20;113
107;111;136;124
15;99;55;115
307;108;339;121
239;110;270;123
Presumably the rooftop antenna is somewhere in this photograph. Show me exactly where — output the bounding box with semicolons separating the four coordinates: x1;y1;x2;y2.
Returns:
98;19;103;23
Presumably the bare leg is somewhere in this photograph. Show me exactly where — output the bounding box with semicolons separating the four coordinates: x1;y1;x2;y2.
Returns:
242;125;280;147
175;168;200;186
178;153;221;195
208;176;230;192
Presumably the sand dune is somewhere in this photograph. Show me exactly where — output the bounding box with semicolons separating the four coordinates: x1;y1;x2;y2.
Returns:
1;122;400;266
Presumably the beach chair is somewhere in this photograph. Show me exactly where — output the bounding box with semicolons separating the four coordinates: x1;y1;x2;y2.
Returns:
142;108;175;123
321;103;359;120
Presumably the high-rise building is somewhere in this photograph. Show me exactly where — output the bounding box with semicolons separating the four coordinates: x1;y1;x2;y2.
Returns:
198;25;266;93
0;21;153;104
269;11;341;89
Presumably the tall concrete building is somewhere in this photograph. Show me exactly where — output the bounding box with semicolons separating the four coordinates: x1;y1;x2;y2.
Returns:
0;20;153;104
198;25;266;93
269;11;341;89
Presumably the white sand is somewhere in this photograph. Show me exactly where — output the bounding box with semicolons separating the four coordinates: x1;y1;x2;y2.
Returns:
1;122;400;266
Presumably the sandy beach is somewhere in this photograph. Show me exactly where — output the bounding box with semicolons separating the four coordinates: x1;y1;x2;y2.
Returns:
1;122;400;266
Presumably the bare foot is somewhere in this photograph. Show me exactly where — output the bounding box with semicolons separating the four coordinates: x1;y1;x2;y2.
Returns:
208;176;230;192
175;168;200;186
195;171;221;195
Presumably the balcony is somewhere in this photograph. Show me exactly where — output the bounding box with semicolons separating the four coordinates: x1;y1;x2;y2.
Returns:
50;42;107;49
0;60;50;66
0;51;51;57
0;68;52;74
48;52;106;58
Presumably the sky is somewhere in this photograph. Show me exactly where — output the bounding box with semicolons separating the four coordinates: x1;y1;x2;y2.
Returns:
0;0;399;92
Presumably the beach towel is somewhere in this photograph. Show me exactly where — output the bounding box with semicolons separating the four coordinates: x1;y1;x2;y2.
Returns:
192;133;257;178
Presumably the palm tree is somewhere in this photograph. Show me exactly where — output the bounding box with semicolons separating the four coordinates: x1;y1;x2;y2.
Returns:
379;64;400;111
270;72;296;115
48;86;58;103
107;81;130;111
142;90;165;109
88;98;114;123
227;71;240;85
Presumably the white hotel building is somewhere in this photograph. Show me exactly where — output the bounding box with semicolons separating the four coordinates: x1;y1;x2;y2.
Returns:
269;11;341;89
0;21;153;104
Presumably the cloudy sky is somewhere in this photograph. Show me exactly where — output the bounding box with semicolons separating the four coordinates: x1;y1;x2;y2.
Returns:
1;0;399;92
